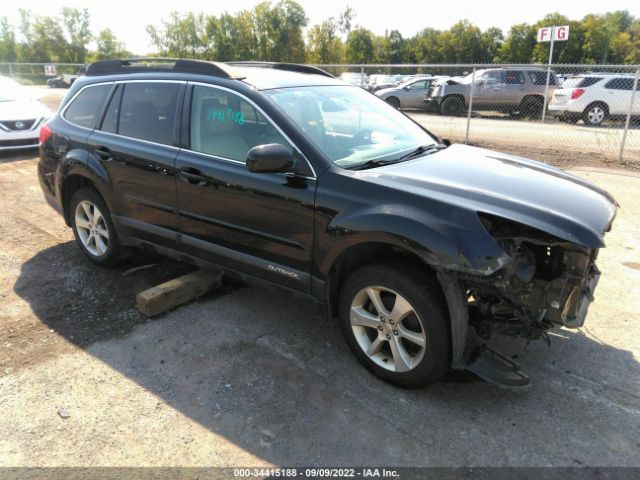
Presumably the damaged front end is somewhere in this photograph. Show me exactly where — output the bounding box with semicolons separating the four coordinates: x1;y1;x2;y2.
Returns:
438;212;608;389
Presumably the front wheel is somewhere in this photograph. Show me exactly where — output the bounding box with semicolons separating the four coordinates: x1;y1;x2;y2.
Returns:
338;262;451;388
440;96;465;116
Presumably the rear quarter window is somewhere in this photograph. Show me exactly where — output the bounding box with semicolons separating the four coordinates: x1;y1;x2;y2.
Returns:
63;84;112;129
562;77;603;89
605;78;636;91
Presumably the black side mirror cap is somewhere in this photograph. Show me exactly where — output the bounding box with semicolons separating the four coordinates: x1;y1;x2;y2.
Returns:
246;143;295;174
441;138;451;146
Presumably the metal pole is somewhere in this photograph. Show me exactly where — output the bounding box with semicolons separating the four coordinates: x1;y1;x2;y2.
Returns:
360;65;365;88
619;68;640;163
465;67;476;145
541;26;555;122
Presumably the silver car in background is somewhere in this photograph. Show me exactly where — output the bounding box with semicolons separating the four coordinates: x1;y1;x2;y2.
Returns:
375;76;440;110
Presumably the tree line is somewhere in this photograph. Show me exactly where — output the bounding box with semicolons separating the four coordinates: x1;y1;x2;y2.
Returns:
1;3;639;65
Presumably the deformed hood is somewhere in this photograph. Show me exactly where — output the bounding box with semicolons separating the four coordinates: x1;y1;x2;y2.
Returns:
361;144;617;248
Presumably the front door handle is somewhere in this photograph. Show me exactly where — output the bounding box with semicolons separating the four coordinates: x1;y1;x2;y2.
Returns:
179;168;208;186
95;146;113;161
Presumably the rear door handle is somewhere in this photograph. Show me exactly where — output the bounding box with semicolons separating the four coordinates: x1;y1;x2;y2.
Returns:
179;168;208;186
95;146;113;161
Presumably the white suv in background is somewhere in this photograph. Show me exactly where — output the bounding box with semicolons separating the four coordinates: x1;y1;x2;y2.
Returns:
548;73;639;126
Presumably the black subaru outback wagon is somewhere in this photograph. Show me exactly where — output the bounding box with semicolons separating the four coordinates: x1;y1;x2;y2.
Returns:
38;59;617;388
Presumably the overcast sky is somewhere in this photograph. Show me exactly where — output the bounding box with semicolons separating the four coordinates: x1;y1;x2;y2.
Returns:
1;0;638;53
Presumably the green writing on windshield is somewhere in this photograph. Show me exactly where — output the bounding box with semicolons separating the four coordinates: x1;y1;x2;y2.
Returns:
207;108;245;125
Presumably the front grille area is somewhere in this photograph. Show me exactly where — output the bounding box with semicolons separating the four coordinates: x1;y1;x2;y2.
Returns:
0;119;37;131
0;138;39;148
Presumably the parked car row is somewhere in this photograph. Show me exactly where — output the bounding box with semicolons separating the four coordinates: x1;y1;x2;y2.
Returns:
367;66;638;127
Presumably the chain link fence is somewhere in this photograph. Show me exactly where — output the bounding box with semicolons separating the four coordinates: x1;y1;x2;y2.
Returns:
0;62;85;87
317;64;640;166
2;61;639;165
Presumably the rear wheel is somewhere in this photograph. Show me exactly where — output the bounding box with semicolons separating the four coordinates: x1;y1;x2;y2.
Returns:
583;103;608;126
338;262;450;388
70;188;128;267
440;96;465;116
385;97;401;109
520;97;544;120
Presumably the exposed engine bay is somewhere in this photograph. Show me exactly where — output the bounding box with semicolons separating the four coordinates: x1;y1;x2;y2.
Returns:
467;213;601;340
438;213;606;389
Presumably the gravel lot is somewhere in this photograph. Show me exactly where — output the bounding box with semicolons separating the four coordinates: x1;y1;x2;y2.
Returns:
0;89;639;467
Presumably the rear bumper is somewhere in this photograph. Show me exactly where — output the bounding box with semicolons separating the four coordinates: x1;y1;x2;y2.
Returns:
547;107;581;119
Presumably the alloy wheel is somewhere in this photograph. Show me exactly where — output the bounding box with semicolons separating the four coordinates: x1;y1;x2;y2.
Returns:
350;286;426;372
74;200;109;257
587;106;605;125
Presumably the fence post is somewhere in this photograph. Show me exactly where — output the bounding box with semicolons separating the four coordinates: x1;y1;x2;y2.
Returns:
8;63;13;77
619;68;640;163
360;65;365;88
465;67;476;145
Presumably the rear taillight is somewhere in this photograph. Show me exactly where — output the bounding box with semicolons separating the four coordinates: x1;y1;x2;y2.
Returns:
39;124;53;144
571;88;585;100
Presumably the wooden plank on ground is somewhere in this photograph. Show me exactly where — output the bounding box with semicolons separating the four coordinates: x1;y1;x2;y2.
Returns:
136;270;222;317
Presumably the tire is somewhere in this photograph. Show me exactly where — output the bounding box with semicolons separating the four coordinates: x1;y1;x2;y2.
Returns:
338;261;451;388
520;97;543;120
583;103;608;126
440;96;465;116
69;188;128;267
385;97;401;109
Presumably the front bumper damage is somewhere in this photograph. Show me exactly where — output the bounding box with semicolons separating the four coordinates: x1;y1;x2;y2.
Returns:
437;237;604;390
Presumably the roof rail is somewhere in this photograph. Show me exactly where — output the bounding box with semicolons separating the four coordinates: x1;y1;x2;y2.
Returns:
86;58;241;79
225;61;334;78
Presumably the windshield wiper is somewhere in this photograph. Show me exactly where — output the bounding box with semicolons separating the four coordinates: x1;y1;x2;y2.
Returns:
347;144;447;171
395;143;448;161
346;158;404;171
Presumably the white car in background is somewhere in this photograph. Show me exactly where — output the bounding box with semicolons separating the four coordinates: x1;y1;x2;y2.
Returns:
548;73;640;126
0;76;51;151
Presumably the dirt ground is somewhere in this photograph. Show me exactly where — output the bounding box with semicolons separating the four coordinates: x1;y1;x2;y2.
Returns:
0;90;639;468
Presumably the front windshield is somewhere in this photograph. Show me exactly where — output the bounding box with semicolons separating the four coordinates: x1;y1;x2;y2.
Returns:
0;78;26;102
263;85;437;168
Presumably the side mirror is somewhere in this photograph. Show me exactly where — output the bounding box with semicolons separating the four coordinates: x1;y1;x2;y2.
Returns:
246;143;295;174
404;86;411;90
441;138;451;146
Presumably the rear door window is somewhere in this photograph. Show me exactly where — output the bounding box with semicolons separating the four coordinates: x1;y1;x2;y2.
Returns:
63;84;112;129
117;82;180;146
505;71;525;85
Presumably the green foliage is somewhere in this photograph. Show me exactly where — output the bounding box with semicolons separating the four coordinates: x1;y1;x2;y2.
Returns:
1;5;639;65
305;8;352;64
91;29;131;61
346;28;373;64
